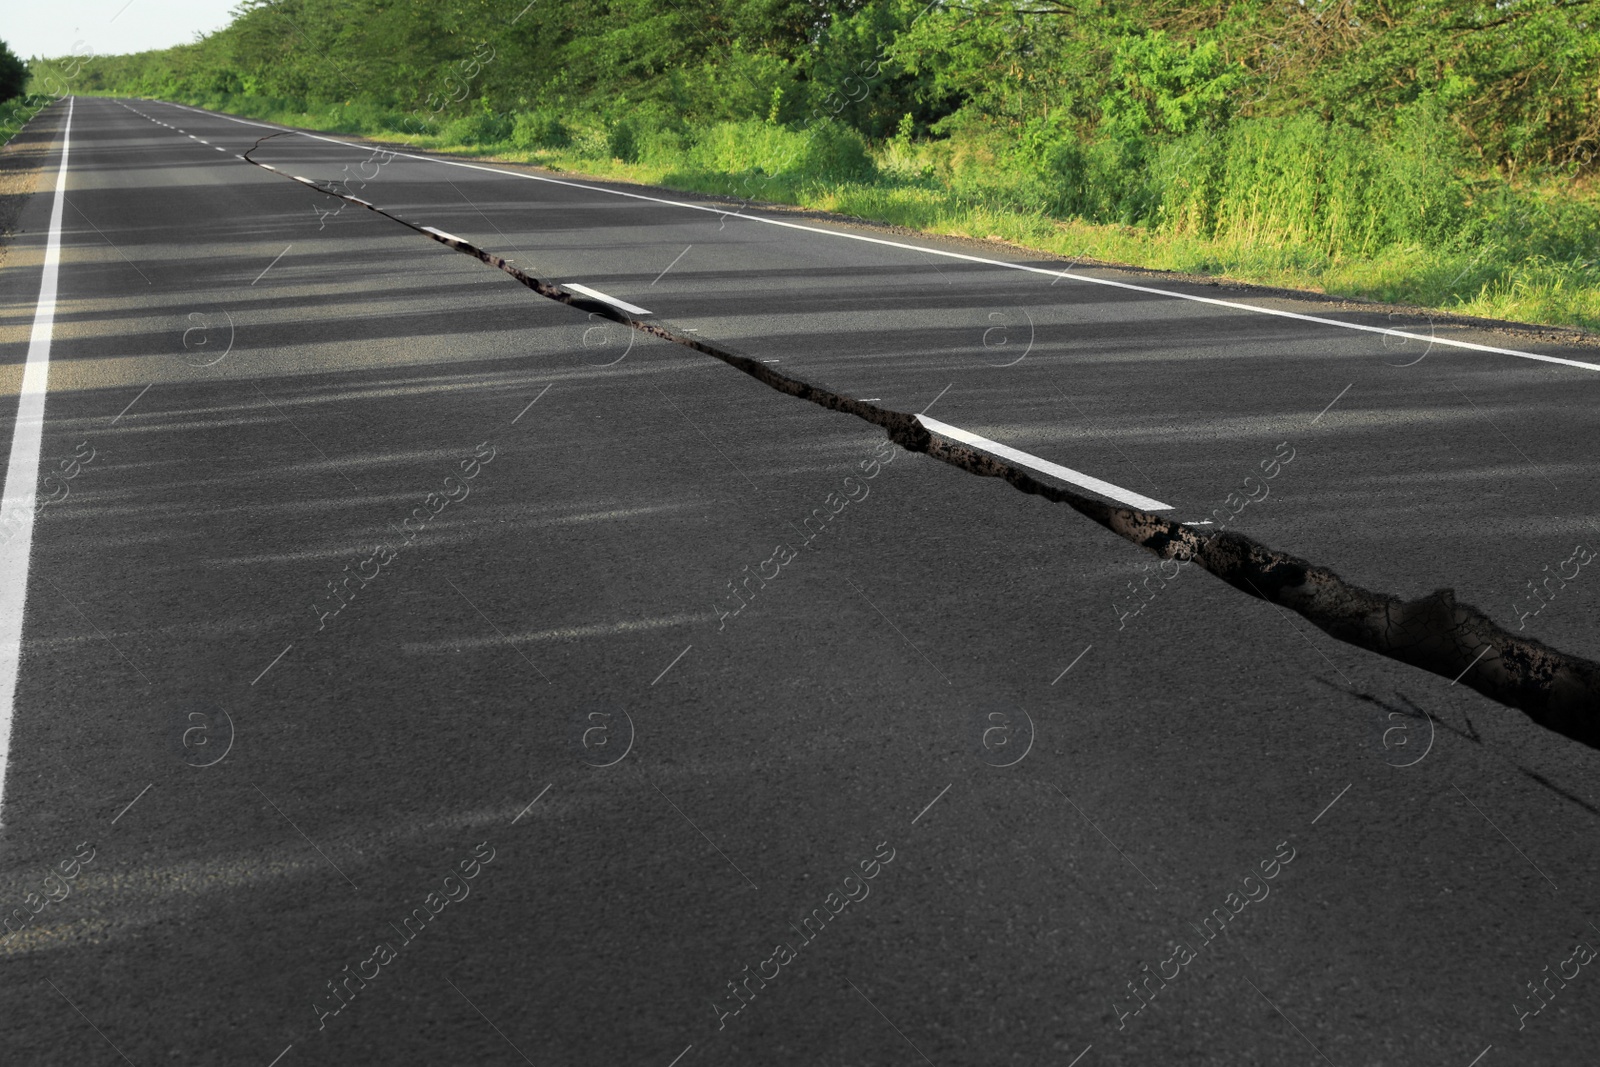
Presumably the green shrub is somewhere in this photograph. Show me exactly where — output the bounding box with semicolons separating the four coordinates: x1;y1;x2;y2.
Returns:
0;94;51;145
599;106;689;165
798;119;876;182
985;110;1480;258
1184;113;1471;257
606;117;639;162
1035;134;1158;225
511;109;571;149
440;111;513;145
0;38;26;104
688;118;875;183
389;112;440;137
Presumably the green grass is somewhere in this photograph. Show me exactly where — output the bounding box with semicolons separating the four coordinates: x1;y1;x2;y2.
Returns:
0;94;54;146
98;91;1600;334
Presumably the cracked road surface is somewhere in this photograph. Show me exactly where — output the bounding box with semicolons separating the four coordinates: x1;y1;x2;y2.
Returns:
1;96;1598;1066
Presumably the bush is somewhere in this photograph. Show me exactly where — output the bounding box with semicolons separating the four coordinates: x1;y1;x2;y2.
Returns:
1035;134;1158;225
0;39;25;104
0;94;50;145
440;111;513;145
669;46;799;125
688;118;875;183
606;117;638;162
389;113;440;137
598;106;688;165
798;119;876;183
511;109;571;149
1182;113;1471;256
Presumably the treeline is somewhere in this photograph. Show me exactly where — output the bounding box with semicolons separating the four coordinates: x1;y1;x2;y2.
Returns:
35;0;1600;170
26;0;1600;327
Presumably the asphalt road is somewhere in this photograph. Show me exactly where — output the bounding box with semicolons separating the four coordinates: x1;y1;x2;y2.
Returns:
0;95;1598;1067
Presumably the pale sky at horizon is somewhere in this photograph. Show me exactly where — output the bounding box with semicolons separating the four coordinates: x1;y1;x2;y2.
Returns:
4;1;240;60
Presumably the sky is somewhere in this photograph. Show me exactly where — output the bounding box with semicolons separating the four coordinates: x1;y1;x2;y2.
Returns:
4;1;240;60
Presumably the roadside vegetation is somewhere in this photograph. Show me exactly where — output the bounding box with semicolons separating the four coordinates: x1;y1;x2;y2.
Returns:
25;0;1600;330
0;36;40;142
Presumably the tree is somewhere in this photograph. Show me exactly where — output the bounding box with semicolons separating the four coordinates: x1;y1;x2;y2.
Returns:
0;38;26;103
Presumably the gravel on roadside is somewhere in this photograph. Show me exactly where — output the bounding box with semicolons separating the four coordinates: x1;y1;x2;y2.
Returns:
0;110;51;273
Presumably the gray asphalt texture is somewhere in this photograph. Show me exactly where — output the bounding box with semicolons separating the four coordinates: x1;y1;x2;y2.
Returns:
0;96;1598;1067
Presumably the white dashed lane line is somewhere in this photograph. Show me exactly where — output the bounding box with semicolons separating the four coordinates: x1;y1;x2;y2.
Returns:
150;100;1600;374
560;283;653;316
915;415;1171;511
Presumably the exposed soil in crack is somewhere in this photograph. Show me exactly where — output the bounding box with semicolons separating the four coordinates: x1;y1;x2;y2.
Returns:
245;133;1600;754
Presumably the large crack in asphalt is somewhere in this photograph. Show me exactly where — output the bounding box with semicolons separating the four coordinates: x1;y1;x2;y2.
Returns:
244;134;1600;753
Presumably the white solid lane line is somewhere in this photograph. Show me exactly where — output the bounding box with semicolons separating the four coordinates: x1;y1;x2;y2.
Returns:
0;98;74;823
156;101;1600;374
916;414;1171;511
561;283;653;316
